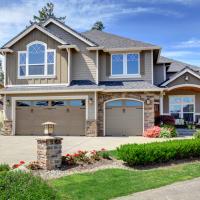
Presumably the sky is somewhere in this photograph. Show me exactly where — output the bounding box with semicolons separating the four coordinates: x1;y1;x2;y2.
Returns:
1;0;200;66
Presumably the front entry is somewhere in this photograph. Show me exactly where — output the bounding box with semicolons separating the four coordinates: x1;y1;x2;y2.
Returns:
105;99;143;136
16;99;86;136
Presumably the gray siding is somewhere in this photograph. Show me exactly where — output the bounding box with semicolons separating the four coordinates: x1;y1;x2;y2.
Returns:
99;50;153;83
167;72;200;87
6;29;68;85
154;64;165;85
46;23;97;82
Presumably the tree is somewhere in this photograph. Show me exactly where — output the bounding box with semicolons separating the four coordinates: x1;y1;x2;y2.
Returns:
0;59;4;83
91;21;105;31
30;2;66;24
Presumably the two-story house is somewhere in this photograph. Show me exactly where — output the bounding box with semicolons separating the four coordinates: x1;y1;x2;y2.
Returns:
0;18;199;136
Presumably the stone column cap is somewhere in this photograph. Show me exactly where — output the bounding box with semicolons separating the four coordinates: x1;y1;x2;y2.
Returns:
36;136;63;141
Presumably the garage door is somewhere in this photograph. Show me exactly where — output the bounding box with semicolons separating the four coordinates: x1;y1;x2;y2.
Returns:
16;99;86;136
105;99;143;136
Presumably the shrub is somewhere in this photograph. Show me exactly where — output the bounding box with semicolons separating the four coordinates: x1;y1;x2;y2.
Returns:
117;139;200;166
194;129;200;139
160;125;177;138
155;115;175;126
0;164;10;172
143;126;161;138
0;171;57;200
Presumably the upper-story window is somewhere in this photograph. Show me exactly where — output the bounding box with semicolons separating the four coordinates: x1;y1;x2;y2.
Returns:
18;41;56;78
111;53;140;77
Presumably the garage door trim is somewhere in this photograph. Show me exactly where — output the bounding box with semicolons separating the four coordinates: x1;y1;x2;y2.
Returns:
103;98;144;136
11;95;89;135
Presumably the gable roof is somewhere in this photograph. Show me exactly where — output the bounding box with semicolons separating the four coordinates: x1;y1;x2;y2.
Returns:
161;67;200;87
82;29;160;50
43;18;97;47
2;23;67;48
158;56;200;72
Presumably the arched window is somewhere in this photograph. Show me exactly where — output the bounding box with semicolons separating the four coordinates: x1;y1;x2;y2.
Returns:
18;41;55;78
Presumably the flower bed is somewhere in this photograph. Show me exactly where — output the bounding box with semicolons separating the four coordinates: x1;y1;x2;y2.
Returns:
143;125;177;138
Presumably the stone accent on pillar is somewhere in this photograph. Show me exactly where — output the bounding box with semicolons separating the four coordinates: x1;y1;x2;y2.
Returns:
86;120;97;136
36;136;63;170
4;120;12;135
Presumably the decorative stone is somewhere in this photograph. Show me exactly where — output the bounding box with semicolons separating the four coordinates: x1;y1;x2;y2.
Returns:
86;120;97;136
4;120;12;135
36;136;63;170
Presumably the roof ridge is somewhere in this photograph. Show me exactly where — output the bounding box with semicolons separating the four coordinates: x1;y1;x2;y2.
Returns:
82;29;158;47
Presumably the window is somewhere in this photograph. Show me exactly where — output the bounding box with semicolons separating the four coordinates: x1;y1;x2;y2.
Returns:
106;100;123;108
169;96;194;122
69;100;85;107
111;53;140;77
32;101;49;107
51;100;68;107
18;41;55;78
17;101;32;107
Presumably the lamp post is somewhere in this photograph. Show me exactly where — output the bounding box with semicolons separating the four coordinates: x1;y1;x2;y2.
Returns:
42;121;56;136
37;121;62;170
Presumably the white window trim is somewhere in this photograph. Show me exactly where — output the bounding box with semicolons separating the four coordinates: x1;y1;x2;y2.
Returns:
169;95;195;122
18;41;56;79
110;53;140;78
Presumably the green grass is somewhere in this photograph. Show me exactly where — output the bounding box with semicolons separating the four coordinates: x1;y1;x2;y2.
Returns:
50;162;200;200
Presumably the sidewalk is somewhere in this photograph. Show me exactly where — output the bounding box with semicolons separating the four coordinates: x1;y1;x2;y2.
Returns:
114;177;200;200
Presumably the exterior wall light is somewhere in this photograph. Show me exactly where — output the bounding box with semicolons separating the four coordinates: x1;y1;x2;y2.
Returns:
89;97;93;104
146;99;151;105
6;99;11;106
42;121;56;136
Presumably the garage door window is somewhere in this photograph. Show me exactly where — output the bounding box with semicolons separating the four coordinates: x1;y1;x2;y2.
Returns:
69;100;85;107
33;101;48;107
17;101;32;107
125;100;142;107
51;100;68;107
106;100;123;108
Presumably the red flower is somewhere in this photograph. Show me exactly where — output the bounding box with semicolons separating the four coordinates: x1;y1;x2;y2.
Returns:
19;161;25;165
101;148;106;151
12;164;20;169
73;153;80;157
65;154;71;157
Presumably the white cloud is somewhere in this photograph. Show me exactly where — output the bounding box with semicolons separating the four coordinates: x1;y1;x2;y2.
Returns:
0;0;183;46
173;39;200;48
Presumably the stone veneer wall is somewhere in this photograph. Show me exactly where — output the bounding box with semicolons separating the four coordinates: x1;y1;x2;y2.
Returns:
97;92;160;136
86;120;97;136
4;120;12;135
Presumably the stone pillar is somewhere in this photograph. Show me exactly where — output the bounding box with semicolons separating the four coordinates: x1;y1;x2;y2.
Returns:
4;120;12;135
36;136;63;170
86;120;97;136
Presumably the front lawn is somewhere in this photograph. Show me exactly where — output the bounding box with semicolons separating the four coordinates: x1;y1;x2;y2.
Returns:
50;161;200;200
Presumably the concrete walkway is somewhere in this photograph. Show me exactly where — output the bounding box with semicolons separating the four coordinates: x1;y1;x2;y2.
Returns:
115;177;200;200
0;135;191;165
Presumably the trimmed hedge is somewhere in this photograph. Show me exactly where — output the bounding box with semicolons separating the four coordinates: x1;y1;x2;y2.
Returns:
0;171;58;200
117;139;200;166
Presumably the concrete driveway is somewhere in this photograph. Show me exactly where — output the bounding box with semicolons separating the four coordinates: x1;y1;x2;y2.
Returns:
0;135;191;165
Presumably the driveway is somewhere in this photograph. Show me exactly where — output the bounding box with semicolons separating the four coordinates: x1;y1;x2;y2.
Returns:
115;177;200;200
0;135;191;165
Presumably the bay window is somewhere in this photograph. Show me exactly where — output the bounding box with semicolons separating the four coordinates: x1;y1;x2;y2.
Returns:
18;41;55;78
111;53;140;77
169;96;194;122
